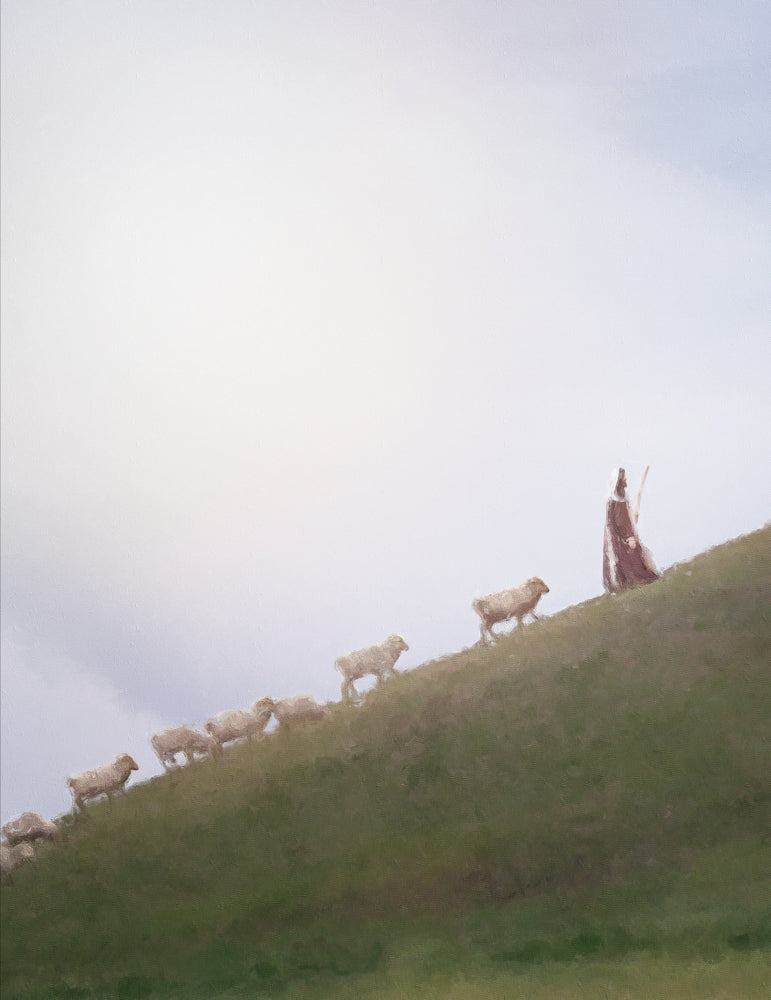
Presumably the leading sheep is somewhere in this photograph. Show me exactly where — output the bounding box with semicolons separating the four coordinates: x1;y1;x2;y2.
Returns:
66;753;139;814
472;576;550;644
335;634;409;701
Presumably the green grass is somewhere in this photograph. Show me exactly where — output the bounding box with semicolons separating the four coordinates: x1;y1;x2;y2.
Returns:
2;526;770;999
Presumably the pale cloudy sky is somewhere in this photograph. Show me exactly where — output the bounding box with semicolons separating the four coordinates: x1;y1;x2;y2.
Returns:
2;0;769;825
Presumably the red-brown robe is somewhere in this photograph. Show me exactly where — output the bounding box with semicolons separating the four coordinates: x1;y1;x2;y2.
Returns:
603;488;659;594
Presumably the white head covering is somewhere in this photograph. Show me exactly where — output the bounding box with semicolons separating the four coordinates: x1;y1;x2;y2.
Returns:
608;467;627;503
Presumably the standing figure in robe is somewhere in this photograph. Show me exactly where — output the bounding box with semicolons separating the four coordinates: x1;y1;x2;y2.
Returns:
603;467;659;593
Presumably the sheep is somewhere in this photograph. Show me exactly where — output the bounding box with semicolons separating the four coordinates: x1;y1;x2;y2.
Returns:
472;576;550;644
335;634;409;702
150;725;220;770
271;695;331;730
204;697;274;752
66;753;139;813
0;841;34;883
2;811;61;847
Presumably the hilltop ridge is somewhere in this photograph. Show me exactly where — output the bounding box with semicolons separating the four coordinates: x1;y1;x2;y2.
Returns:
2;525;770;999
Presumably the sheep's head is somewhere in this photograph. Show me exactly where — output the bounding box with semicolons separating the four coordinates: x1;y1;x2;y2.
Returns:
251;696;275;719
527;577;549;596
118;754;139;771
388;634;409;653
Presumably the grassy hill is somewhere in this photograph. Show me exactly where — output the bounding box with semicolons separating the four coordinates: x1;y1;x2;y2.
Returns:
2;526;770;999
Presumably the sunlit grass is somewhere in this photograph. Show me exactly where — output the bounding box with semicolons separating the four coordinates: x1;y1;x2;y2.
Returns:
274;953;771;1000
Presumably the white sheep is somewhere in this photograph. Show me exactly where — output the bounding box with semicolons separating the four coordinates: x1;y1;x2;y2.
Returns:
2;811;61;847
150;725;220;770
0;841;34;882
271;695;331;730
472;576;550;644
335;634;409;701
66;753;139;813
204;697;273;752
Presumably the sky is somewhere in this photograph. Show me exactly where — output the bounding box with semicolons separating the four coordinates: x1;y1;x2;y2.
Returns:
2;0;769;827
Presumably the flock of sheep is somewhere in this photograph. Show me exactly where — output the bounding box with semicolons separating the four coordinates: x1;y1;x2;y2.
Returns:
1;576;550;881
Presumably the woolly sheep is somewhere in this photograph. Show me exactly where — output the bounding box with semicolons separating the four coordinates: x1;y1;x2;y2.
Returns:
0;841;34;882
66;753;139;813
150;725;220;770
335;634;409;701
204;697;273;751
271;695;331;729
472;576;550;644
1;811;61;847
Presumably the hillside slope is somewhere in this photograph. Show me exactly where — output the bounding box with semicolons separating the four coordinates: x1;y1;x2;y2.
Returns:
2;526;770;998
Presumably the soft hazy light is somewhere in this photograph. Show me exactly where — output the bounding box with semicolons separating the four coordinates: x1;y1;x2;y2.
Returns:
2;0;769;824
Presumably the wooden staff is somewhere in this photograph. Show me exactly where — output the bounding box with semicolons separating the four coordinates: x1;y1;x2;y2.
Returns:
634;465;650;524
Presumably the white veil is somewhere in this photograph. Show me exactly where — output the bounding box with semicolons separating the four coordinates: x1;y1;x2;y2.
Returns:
608;467;628;504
